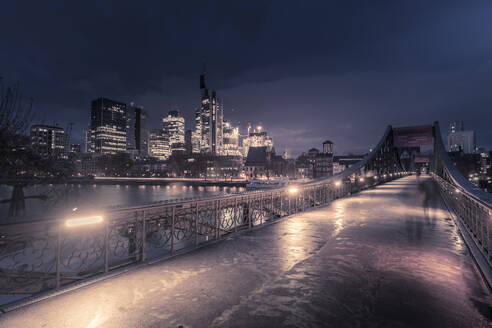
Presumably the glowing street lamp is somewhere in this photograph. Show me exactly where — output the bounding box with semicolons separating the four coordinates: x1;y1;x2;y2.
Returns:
65;215;103;228
288;187;298;194
335;181;341;186
359;177;365;182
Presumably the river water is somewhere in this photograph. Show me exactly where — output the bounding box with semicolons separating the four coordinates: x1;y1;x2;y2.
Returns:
0;183;245;221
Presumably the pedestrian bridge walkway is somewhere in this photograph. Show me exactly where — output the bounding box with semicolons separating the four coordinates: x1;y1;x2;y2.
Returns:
1;176;491;327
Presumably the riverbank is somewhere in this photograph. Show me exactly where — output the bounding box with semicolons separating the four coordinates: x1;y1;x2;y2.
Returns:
0;177;248;187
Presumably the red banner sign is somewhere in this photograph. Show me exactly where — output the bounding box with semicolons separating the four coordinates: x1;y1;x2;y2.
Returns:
393;125;433;147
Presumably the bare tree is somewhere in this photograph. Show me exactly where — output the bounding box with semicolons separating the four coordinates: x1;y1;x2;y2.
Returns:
0;76;35;136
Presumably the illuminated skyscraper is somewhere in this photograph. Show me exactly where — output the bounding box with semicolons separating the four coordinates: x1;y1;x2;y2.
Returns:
192;71;223;155
448;121;476;154
89;98;127;154
30;125;66;157
242;126;274;157
210;91;223;155
222;120;241;156
148;129;169;160
192;108;202;153
163;110;185;149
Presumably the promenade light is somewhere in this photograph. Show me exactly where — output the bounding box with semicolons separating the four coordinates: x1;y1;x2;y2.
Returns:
374;176;378;179
359;177;364;182
66;215;103;228
455;188;461;194
383;174;387;178
288;187;298;194
335;181;341;186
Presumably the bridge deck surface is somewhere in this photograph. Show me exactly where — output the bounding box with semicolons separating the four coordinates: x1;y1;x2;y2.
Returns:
1;176;491;327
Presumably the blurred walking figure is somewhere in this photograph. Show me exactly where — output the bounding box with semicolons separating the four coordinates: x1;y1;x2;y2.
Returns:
418;180;432;219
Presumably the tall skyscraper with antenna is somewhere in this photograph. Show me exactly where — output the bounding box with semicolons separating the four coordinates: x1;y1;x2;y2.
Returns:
192;69;223;155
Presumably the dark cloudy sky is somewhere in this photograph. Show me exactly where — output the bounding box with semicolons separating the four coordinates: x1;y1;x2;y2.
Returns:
2;0;492;155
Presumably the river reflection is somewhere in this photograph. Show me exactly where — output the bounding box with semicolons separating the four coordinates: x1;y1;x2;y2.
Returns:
0;184;244;220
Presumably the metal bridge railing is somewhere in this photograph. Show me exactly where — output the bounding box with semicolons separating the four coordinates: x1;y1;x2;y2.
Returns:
432;121;492;267
433;174;492;260
0;126;407;296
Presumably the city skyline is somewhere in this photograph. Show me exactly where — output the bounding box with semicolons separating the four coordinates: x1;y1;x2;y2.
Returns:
2;3;492;325
9;69;492;158
2;1;492;155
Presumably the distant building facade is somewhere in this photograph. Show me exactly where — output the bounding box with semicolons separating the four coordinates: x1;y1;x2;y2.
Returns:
126;104;148;157
148;129;169;160
448;121;476;154
245;146;270;178
70;143;81;153
89;98;127;154
185;129;193;155
163;110;185;156
222;120;241;156
242;128;274;157
30;125;66;157
74;153;96;176
304;140;334;178
333;154;365;174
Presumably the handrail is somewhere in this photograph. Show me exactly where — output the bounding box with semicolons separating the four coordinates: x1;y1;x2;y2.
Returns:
0;124;408;296
433;121;492;207
1;125;403;226
432;121;492;269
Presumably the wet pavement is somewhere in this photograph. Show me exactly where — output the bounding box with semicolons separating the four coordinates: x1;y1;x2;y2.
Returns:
1;176;491;327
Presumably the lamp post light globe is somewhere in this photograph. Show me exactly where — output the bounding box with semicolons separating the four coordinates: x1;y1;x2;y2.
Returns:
288;187;298;194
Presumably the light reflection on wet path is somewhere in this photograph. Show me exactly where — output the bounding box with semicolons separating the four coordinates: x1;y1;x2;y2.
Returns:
1;176;491;327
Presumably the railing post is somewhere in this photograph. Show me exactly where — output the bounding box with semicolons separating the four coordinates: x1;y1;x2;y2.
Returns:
128;212;138;262
271;193;274;218
296;192;299;213
296;193;299;213
288;194;291;215
279;192;283;216
141;211;146;262
234;198;238;232
195;203;199;247
170;206;175;255
104;220;109;273
56;224;61;289
248;197;252;230
261;194;265;224
216;200;220;238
